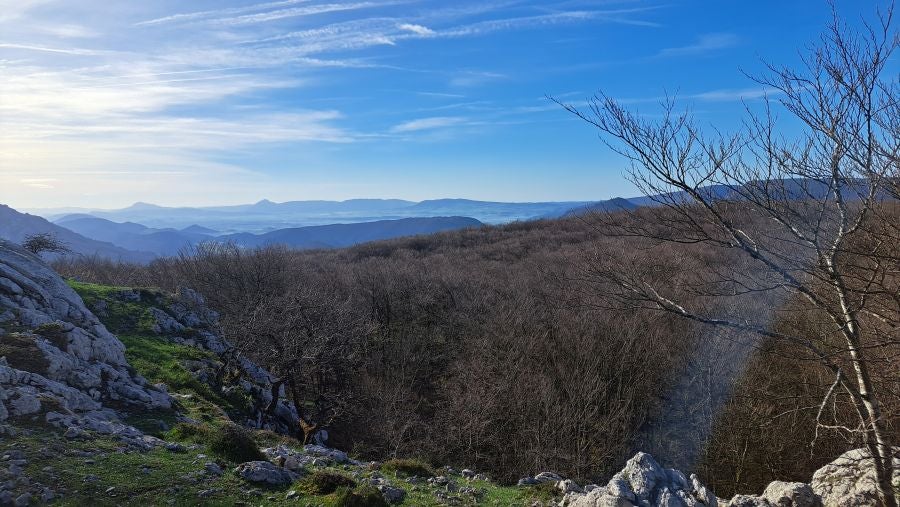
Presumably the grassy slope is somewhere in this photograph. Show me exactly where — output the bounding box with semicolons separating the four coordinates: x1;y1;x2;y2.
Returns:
1;281;557;506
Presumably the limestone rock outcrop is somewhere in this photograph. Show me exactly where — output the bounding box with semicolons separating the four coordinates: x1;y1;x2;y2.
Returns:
559;452;718;507
0;239;170;434
810;448;899;507
557;449;899;507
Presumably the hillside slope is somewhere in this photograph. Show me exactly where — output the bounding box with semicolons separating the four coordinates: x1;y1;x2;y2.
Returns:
220;216;483;249
54;216;212;257
0;242;891;506
0;205;153;262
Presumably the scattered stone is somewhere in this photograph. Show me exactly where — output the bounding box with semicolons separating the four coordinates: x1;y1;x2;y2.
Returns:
204;462;223;477
165;442;185;453
39;488;54;503
557;479;583;494
379;484;406;504
234;461;298;486
1;451;23;461
534;472;563;483
728;494;772;507
762;481;819;507
13;492;30;507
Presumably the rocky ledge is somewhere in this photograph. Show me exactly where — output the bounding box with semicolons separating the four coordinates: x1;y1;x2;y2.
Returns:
0;239;170;433
534;448;898;507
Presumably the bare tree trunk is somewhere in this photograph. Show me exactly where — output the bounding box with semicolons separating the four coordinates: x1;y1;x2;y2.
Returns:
288;378;318;444
265;379;283;415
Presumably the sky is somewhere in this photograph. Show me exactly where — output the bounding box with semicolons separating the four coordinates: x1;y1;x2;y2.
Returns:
0;0;886;209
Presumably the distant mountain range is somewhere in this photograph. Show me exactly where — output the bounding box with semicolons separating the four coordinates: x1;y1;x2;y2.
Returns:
55;213;482;255
12;179;880;262
54;215;216;257
0;203;485;260
29;198;592;233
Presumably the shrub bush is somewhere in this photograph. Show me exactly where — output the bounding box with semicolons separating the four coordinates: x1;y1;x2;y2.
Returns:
168;422;264;463
333;486;389;507
381;458;435;478
299;470;357;495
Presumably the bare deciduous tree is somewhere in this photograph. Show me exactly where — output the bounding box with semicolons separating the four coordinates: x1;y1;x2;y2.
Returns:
557;5;899;505
22;233;70;256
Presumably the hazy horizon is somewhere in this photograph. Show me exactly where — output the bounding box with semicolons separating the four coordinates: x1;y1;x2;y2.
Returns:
0;1;867;209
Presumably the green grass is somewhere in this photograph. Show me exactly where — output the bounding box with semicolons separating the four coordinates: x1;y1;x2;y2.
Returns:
68;280;251;424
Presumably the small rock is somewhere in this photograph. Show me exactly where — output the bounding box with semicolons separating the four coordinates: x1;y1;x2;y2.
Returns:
557;479;583;494
204;462;223;476
534;472;563;483
40;489;55;502
63;427;84;439
763;481;819;507
13;492;30;507
379;485;406;504
165;442;186;453
234;461;298;486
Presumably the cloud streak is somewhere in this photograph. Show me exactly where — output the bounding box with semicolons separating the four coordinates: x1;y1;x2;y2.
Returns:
657;33;739;57
390;116;468;133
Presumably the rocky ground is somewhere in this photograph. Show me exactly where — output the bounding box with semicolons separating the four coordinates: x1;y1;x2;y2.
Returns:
0;239;896;506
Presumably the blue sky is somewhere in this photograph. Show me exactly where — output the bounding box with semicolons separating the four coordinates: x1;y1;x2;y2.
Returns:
0;0;882;208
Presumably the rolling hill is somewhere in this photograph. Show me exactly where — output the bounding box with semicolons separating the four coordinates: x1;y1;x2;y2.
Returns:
0;205;154;262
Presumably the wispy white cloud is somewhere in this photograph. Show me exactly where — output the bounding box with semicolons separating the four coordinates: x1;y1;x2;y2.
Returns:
657;33;738;57
0;0;666;207
416;91;467;98
207;2;395;27
136;0;315;27
610;87;779;105
33;23;98;39
398;23;435;35
390;116;468;133
0;43;106;56
435;8;662;36
449;71;506;87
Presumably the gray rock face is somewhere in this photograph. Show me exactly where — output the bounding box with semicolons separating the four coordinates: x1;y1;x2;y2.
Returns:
561;453;718;507
0;240;171;428
762;481;819;507
379;484;407;504
810;448;899;507
143;288;300;435
234;461;299;486
559;448;897;507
